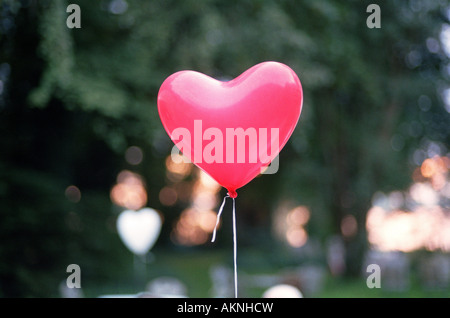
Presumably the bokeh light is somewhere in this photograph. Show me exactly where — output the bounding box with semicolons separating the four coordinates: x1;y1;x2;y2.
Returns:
159;186;178;206
125;146;143;165
110;170;147;210
420;155;449;190
165;155;193;182
262;284;303;298
287;206;310;226
286;227;308;248
65;185;81;203
171;169;221;246
341;214;357;238
273;203;310;248
171;208;218;246
366;155;450;252
366;206;450;252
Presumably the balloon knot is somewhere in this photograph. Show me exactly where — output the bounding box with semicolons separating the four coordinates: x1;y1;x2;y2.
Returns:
228;190;238;199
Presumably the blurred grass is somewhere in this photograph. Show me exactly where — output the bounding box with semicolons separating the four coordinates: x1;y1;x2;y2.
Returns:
319;277;449;298
83;248;226;298
81;248;450;298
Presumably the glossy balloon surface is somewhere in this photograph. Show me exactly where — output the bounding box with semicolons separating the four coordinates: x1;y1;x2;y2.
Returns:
158;61;303;197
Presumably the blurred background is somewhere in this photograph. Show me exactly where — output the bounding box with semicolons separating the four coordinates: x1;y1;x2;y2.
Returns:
1;0;449;298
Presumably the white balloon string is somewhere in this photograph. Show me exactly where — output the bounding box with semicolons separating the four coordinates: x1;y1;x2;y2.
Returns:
232;197;238;298
211;194;228;243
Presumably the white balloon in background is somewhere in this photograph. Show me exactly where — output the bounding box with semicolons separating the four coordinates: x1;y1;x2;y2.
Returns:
117;208;162;256
262;284;303;298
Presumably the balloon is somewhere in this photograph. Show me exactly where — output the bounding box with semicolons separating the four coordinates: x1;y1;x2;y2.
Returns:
158;61;303;197
116;208;162;256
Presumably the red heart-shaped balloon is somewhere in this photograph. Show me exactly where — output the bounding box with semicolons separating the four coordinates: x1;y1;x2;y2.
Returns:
158;61;303;197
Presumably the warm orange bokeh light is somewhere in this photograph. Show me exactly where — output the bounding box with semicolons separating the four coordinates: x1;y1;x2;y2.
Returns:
421;156;448;178
172;208;218;246
366;205;450;252
110;170;147;210
420;156;449;190
273;203;310;248
286;227;308;248
421;158;437;178
171;169;222;246
165;155;193;182
287;206;310;226
341;214;357;238
409;182;438;206
125;146;143;165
